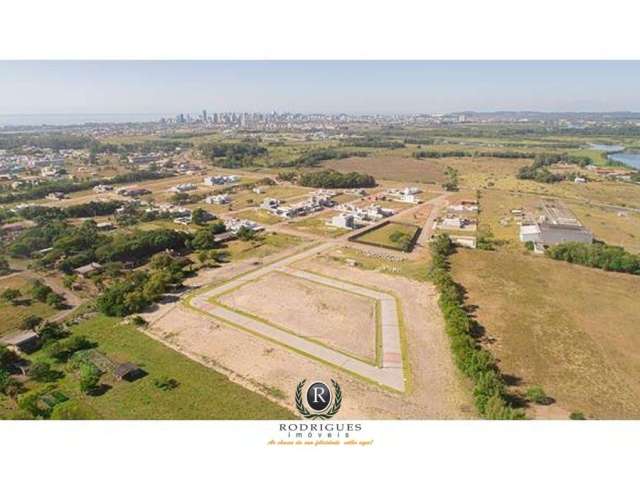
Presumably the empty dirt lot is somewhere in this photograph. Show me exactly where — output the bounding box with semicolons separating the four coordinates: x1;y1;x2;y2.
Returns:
143;246;473;419
216;271;377;362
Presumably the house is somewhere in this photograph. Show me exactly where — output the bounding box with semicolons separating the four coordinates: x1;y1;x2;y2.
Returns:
0;330;40;354
73;262;103;278
93;184;114;193
213;231;237;243
174;216;192;225
329;213;356;229
261;198;280;209
205;194;231;205
203;175;239;186
117;187;151;197
45;191;66;201
96;222;115;231
398;193;420;204
224;218;264;233
169;183;196;193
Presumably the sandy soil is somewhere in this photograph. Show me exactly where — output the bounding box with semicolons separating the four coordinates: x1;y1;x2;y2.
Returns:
144;249;473;419
216;271;377;361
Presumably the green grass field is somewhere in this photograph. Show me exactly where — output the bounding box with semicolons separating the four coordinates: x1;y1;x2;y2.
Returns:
2;314;294;420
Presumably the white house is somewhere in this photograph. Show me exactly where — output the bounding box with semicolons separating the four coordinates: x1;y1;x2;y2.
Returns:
205;194;231;205
329;213;356;229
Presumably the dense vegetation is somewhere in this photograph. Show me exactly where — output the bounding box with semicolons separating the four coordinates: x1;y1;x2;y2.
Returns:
198;142;268;168
277;148;368;168
0;133;95;150
516;153;593;183
0;171;170;204
546;242;640;275
428;234;524;419
11;200;123;223
298;169;376;188
340;138;405;149
414;149;537;159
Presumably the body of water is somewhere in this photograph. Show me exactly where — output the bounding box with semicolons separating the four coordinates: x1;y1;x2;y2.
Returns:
588;143;640;169
0;113;170;127
607;152;640;169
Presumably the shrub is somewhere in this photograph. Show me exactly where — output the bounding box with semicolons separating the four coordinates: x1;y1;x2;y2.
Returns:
79;363;101;394
569;411;586;420
525;386;550;405
153;376;179;391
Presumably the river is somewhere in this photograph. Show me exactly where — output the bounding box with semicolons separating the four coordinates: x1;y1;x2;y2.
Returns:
589;144;640;169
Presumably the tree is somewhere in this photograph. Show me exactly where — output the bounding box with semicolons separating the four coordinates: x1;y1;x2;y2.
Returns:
28;361;62;382
191;208;211;225
190;229;218;250
236;226;257;242
209;221;226;234
21;314;43;331
1;288;20;304
153;376;179;391
389;231;413;252
46;292;65;309
79;363;101;395
51;399;95;419
525;386;550;405
31;280;53;302
0;345;18;370
0;256;10;275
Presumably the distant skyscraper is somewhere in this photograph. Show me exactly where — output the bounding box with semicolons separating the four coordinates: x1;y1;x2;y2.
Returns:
202;109;208;122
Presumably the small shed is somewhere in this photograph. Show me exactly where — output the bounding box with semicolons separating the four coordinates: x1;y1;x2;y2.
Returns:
73;262;103;278
0;330;40;354
114;362;145;382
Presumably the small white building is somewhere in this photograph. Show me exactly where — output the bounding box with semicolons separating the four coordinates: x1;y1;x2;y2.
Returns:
205;194;231;205
203;175;239;186
519;224;541;243
329;213;356;229
169;183;197;193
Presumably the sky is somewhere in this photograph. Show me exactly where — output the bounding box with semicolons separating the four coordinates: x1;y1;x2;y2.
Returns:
1;61;640;116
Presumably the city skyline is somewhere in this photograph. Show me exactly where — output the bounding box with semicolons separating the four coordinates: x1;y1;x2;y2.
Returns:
2;61;640;116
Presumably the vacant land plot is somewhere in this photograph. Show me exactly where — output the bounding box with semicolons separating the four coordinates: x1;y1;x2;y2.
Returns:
7;314;294;420
286;210;347;238
223;232;307;261
216;271;377;362
0;275;58;335
565;200;640;253
353;222;420;251
323;155;446;184
325;247;431;282
148;255;471;418
234;208;282;225
451;249;640;419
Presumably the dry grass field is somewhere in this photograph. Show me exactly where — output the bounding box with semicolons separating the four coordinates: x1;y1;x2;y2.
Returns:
323;155;446;184
451;249;640;419
216;271;378;362
0;274;58;335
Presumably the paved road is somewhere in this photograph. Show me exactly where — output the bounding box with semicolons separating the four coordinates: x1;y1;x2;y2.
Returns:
188;242;406;391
